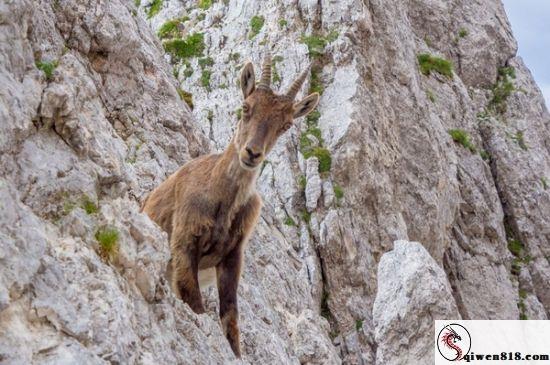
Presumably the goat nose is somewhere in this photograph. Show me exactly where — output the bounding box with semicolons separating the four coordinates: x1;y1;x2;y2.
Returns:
246;147;262;160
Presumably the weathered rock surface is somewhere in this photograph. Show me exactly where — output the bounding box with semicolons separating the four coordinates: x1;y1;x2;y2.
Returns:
373;240;460;365
0;0;549;364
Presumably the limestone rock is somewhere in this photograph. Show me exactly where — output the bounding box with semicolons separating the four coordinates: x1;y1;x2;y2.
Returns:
1;0;549;363
373;241;460;365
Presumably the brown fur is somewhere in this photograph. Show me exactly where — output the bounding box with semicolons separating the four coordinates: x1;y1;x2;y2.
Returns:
141;56;319;357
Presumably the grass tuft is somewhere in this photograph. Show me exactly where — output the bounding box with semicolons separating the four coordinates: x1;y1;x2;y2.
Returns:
304;147;331;173
278;19;287;28
488;66;516;114
157;18;184;39
197;0;212;10
81;195;98;215
146;0;162;19
355;319;363;331
301;210;311;224
417;53;453;78
300;30;338;58
333;185;344;200
298;175;307;190
249;15;265;39
95;226;119;261
163;33;205;61
508;239;524;257
448;129;476;153
36;60;59;80
458;28;468;38
284;216;297;227
198;56;214;69
200;70;212;90
479;150;490;161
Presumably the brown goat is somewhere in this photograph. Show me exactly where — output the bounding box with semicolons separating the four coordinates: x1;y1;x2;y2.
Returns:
141;53;319;357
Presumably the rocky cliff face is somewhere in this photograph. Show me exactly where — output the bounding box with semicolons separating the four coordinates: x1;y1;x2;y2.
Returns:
0;0;548;364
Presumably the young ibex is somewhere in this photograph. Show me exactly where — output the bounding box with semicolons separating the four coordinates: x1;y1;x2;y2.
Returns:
141;53;319;357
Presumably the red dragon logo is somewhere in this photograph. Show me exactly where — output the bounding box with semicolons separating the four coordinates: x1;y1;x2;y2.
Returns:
437;324;471;361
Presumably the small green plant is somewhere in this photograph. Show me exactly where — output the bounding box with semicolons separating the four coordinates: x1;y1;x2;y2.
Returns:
198;56;214;69
417;53;453;78
541;177;548;190
508;238;524;257
458;28;468;38
306;110;321;126
301;210;311;224
229;52;240;62
300;35;326;58
146;0;162;19
134;0;141;7
197;12;206;21
355;319;363;331
81;195;98;215
157;18;183;39
333;185;344;200
448;129;476;153
249;15;265;39
304;147;331;173
309;67;324;94
197;0;212;10
488;66;516;114
284;216;297;226
235;107;242;120
278;19;287;28
201;70;212;91
177;89;194;109
95;226;119;261
298;175;307;190
426;90;436;103
36;60;59;80
163;33;205;61
511;131;528;151
479;150;490;161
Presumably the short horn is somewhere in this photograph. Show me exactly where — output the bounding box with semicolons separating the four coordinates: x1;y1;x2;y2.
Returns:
285;67;309;99
258;52;271;89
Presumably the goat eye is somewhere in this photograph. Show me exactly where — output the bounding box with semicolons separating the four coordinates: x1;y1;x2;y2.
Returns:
242;104;250;114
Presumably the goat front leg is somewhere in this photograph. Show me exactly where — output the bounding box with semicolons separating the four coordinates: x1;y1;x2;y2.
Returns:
217;245;243;357
171;234;205;314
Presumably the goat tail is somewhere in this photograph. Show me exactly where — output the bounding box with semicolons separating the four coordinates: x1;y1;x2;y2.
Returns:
198;268;217;289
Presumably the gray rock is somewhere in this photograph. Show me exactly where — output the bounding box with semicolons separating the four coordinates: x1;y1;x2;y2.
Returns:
373;241;460;365
1;0;549;363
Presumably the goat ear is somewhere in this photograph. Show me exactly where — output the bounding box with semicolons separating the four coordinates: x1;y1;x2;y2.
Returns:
293;93;320;119
240;62;256;99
